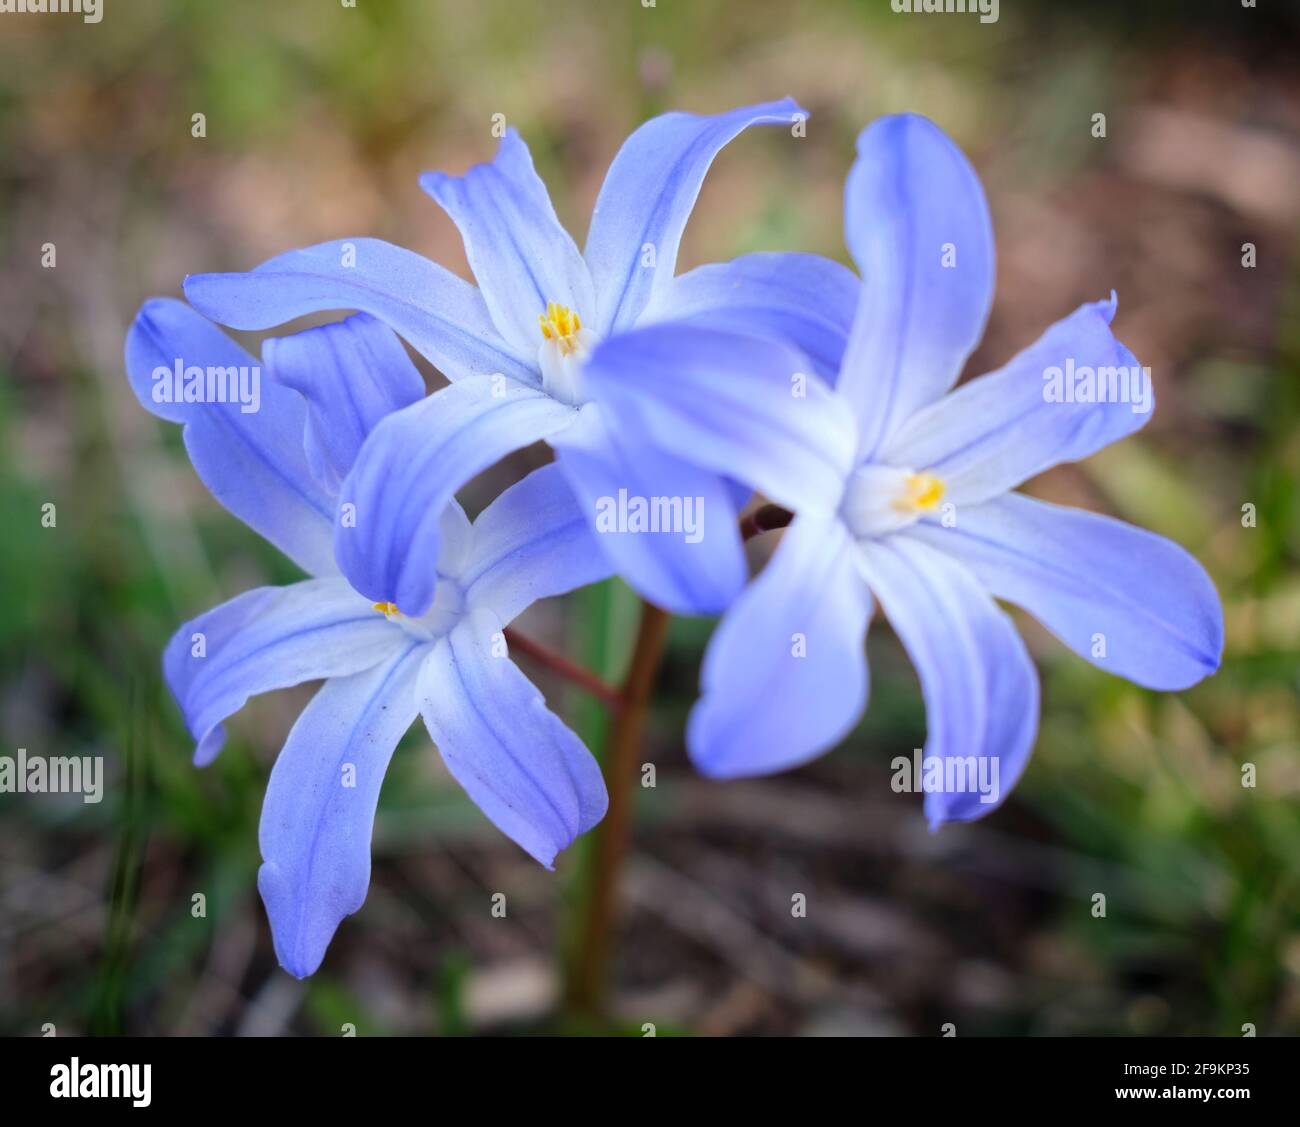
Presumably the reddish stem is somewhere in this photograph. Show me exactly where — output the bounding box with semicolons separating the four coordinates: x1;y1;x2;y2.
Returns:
564;600;671;1018
739;502;794;541
504;627;623;710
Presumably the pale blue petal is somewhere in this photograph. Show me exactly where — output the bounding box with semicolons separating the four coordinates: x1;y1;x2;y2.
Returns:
688;514;872;778
264;313;425;494
840;114;995;456
125;298;336;575
461;463;614;625
163;578;406;767
437;498;475;580
581;323;858;515
258;641;425;978
419;609;607;868
882;297;1150;504
640;252;859;386
908;492;1222;690
420;130;595;356
585;98;807;335
551;406;746;616
183;238;537;385
858;534;1039;828
334;376;579;612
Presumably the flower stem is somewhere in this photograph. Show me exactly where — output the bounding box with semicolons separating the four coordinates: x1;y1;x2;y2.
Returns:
504;626;623;709
563;599;670;1019
739;502;793;540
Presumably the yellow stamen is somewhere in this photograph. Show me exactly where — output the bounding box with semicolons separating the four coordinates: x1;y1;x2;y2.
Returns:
373;601;400;618
898;472;946;513
538;301;582;354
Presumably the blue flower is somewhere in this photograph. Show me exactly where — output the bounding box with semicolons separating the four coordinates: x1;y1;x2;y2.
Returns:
125;302;612;976
182;100;856;617
587;114;1224;827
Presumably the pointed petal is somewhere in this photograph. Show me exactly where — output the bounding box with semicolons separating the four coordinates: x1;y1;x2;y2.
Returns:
183;238;537;384
858;534;1039;827
420;130;595;356
264;313;425;493
257;641;424;978
908;492;1222;689
882;297;1150;504
419;609;607;868
461;463;614;625
688;514;873;778
585;98;807;334
334;375;579;612
163;578;406;767
581;323;857;516
435;499;475;580
125;298;336;575
641;252;859;385
840;114;995;456
551;407;747;615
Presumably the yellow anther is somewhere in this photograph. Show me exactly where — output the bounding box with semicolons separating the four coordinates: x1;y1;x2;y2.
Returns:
373;601;400;618
538;301;582;354
898;472;946;513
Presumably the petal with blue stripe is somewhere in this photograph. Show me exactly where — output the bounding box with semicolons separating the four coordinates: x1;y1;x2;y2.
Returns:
419;609;606;869
125;298;336;575
258;640;425;978
584;99;807;335
164;578;405;767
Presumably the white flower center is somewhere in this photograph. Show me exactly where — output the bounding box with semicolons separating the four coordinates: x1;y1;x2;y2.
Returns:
840;464;946;539
372;576;466;642
537;300;594;405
